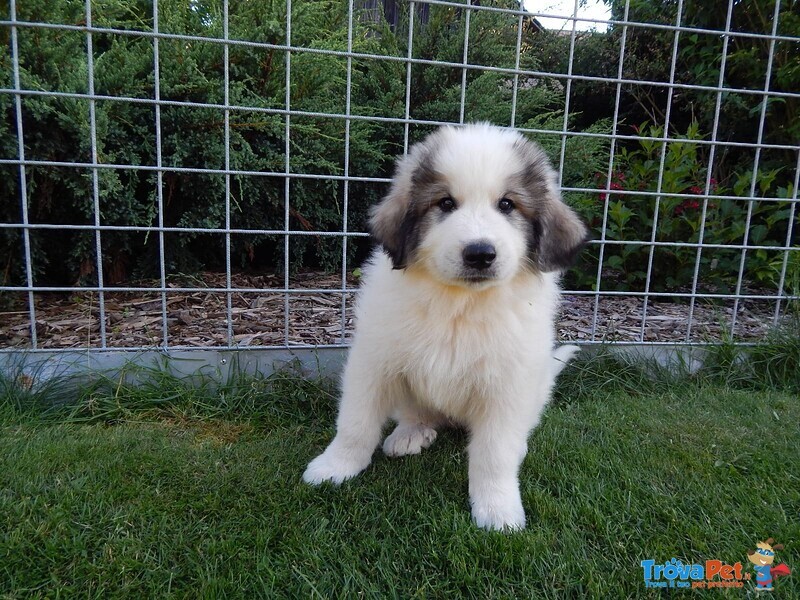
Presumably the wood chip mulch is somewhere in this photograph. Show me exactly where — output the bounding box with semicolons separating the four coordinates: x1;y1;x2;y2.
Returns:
0;272;786;349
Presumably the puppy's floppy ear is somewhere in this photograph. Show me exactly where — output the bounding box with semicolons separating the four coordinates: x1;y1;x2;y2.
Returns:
370;139;441;269
533;191;590;272
514;138;590;272
368;174;420;270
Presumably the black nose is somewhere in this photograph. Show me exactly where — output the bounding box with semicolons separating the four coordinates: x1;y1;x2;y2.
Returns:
462;242;496;270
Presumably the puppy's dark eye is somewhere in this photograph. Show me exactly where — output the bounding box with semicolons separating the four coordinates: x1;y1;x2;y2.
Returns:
498;198;515;213
438;197;456;212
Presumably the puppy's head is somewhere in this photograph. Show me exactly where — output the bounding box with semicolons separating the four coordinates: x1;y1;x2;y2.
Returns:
370;123;589;288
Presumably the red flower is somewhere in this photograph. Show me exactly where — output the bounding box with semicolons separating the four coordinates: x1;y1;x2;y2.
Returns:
595;170;627;201
689;186;703;195
674;198;701;216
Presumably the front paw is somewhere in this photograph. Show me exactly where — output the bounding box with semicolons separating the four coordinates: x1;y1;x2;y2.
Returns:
302;449;370;485
470;494;526;531
383;423;438;457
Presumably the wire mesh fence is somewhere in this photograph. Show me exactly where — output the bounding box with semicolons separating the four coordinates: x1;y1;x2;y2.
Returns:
1;0;798;354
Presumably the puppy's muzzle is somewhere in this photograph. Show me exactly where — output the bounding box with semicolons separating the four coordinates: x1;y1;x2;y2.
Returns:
462;241;496;271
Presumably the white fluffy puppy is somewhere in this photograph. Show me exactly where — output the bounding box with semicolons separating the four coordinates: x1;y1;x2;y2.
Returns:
303;123;588;531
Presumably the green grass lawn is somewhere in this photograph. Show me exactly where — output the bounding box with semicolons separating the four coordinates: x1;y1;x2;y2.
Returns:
1;351;799;598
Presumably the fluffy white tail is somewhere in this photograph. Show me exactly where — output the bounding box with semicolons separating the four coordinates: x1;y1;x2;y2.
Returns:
552;345;580;377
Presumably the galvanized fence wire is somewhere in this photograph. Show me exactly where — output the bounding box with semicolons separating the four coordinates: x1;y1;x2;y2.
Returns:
152;0;169;348
1;0;799;353
638;0;683;343
591;0;630;341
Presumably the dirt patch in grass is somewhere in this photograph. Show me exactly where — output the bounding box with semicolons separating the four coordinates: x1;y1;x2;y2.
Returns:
153;417;255;446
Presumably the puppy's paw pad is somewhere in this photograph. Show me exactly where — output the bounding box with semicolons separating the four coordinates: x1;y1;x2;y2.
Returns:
302;452;369;485
382;424;438;457
471;499;526;532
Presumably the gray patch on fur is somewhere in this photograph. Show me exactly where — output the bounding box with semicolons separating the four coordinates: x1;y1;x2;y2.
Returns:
369;133;446;269
511;137;590;272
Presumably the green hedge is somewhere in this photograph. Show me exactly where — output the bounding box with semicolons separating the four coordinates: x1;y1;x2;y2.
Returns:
3;0;605;285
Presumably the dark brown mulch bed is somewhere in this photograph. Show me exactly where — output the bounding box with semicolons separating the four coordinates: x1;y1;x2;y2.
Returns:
0;272;785;349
